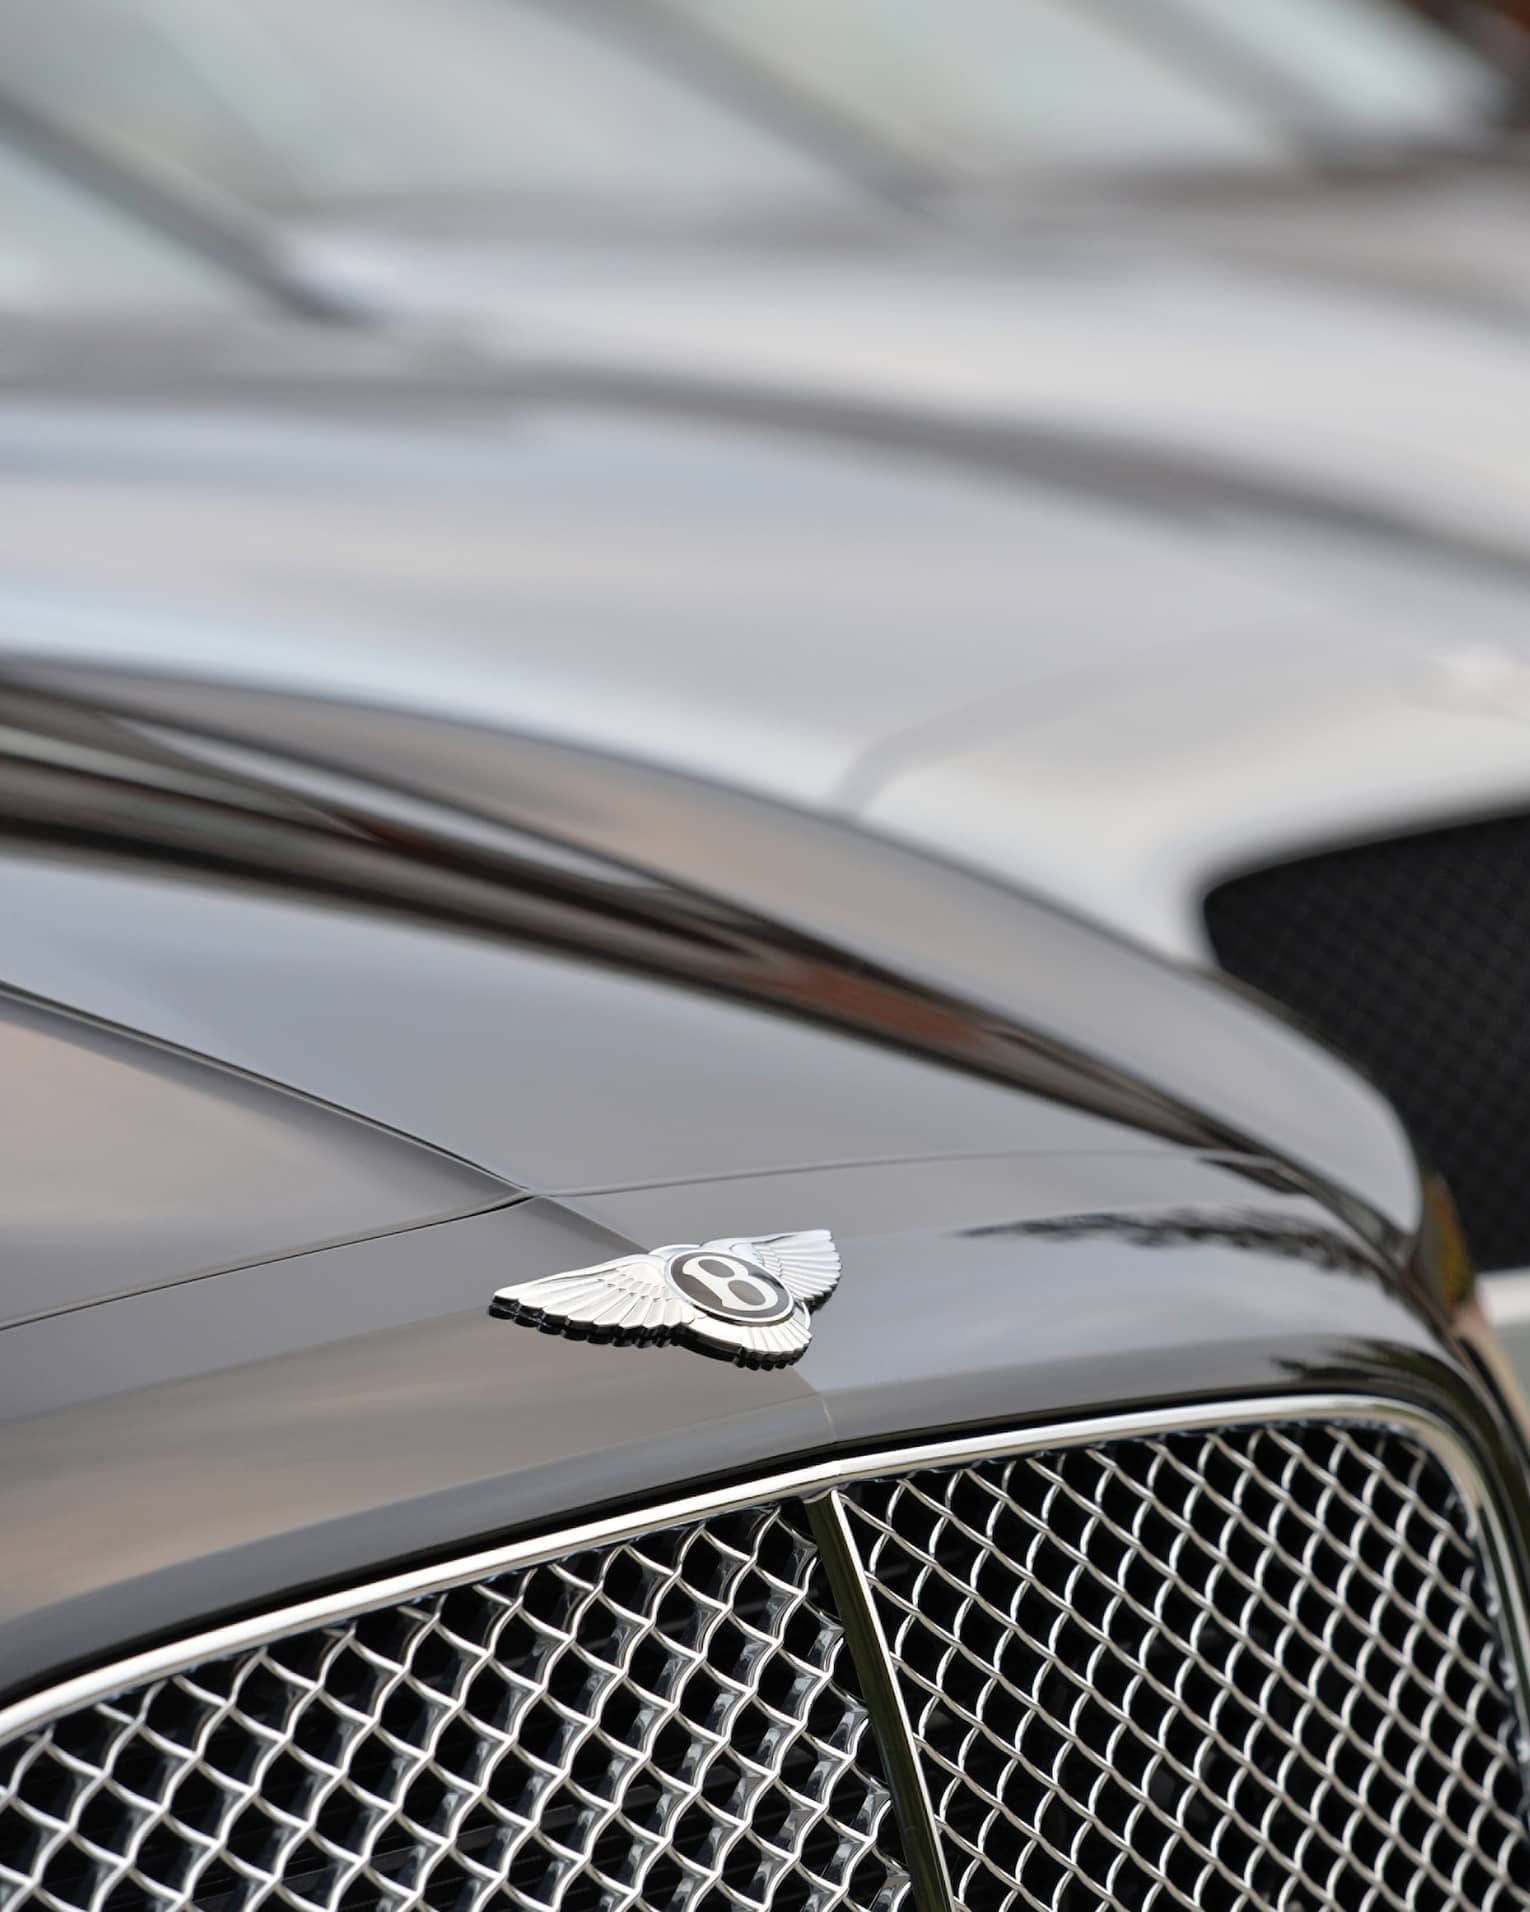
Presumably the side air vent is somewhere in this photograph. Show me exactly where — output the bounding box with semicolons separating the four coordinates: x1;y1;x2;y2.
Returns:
2;1409;1527;1911
1204;814;1530;1271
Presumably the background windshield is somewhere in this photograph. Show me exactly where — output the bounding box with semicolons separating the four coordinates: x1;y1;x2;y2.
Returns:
1147;0;1501;141
0;0;857;222
652;0;1503;182
0;139;240;309
0;0;1504;228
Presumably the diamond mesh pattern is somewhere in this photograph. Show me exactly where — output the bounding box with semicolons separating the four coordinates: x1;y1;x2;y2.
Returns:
841;1423;1530;1912
4;1421;1529;1912
0;1506;909;1912
1204;819;1530;1271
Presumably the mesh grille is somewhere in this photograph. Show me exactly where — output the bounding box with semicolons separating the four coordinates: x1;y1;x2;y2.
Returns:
3;1420;1528;1912
0;1506;908;1912
1203;817;1530;1271
841;1423;1530;1912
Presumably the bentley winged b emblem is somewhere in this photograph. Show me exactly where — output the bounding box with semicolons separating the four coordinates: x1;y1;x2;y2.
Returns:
490;1230;841;1369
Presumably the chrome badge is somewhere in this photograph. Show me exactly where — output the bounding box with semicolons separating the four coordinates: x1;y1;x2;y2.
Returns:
490;1230;841;1369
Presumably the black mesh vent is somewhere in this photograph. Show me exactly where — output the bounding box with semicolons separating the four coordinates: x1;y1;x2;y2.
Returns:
842;1423;1530;1912
1204;816;1530;1270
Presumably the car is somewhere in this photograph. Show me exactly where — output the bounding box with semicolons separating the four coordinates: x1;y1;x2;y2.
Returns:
6;108;1530;1896
9;0;1530;1350
1;638;1529;1910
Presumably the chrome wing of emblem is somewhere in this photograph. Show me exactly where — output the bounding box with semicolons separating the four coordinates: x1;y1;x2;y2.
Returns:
490;1229;841;1369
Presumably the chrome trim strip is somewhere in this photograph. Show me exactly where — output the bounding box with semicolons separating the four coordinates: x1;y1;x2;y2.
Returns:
3;1390;1527;1760
806;1491;954;1912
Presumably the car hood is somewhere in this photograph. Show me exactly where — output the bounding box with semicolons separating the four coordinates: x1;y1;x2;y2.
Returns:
0;663;1451;1711
0;664;1419;1237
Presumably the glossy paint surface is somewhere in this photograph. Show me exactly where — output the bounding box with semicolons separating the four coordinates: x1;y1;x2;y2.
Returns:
0;1147;1494;1715
0;664;1508;1722
0;991;509;1328
0;670;1418;1232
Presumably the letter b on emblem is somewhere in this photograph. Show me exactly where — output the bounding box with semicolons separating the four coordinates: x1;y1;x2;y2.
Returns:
668;1251;793;1324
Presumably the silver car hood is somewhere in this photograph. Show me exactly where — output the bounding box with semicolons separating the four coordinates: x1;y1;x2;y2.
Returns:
291;214;1530;550
273;221;1530;955
8;231;1530;964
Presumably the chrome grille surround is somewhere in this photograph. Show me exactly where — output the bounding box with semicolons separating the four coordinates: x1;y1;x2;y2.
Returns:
2;1396;1529;1912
